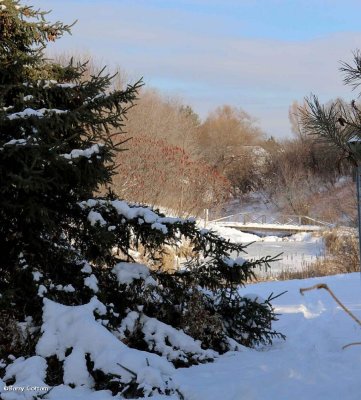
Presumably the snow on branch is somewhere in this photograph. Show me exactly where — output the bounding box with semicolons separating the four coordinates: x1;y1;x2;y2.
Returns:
61;143;104;160
7;108;68;120
117;310;218;365
23;80;78;89
112;262;157;287
87;210;106;226
35;297;175;395
141;314;218;363
79;198;192;234
3;138;27;146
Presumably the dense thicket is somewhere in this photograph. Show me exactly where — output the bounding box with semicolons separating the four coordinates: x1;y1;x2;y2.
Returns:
260;100;354;222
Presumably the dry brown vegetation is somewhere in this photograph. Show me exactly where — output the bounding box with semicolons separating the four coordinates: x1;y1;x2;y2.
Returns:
112;133;230;216
119;100;268;213
262;138;349;216
113;87;232;216
120;240;195;274
195;105;265;194
53;53;356;225
125;89;199;155
53;53;232;215
196;105;264;170
259;101;354;223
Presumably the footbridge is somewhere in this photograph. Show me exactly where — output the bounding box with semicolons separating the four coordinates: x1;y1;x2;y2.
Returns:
208;213;333;235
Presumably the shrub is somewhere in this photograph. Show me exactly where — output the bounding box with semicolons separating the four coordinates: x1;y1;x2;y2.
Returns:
112;133;230;216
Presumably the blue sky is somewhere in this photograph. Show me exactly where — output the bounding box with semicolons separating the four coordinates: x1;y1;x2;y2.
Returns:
34;0;361;138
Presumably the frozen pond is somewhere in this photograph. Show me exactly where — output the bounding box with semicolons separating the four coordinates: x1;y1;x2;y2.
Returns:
207;222;326;276
241;239;325;274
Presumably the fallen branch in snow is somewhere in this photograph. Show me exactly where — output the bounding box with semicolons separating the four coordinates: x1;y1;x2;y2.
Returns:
300;283;361;349
300;283;361;327
117;362;137;377
342;342;361;350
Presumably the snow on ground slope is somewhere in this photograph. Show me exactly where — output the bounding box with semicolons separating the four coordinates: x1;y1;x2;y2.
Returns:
207;223;262;243
175;273;361;400
1;274;360;399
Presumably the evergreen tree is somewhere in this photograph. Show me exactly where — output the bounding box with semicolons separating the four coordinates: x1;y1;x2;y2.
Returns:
0;1;283;397
300;51;361;163
0;0;142;317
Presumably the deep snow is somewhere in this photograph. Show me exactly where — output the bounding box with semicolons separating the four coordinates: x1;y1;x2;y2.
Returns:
174;273;361;400
2;273;361;399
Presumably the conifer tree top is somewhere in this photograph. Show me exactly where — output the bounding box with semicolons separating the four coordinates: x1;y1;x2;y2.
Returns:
0;0;142;266
0;0;74;83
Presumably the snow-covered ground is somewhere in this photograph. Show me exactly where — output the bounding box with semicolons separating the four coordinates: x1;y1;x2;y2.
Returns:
1;201;357;400
175;273;361;400
2;273;361;400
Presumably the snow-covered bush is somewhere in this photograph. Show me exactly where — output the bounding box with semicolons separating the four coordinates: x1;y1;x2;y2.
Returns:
0;1;284;398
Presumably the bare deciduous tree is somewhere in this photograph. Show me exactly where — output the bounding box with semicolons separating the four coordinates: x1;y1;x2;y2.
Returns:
125;88;200;155
196;105;264;170
195;105;265;195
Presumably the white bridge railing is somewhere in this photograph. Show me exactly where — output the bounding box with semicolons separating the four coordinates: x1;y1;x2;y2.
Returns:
209;212;333;228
